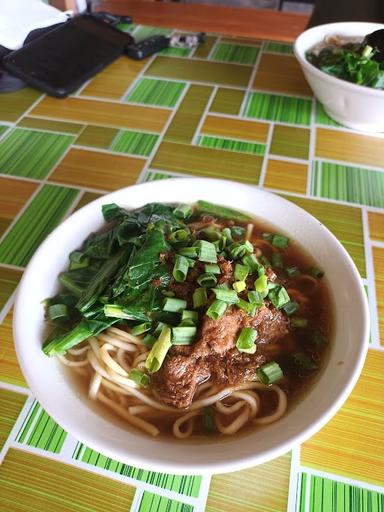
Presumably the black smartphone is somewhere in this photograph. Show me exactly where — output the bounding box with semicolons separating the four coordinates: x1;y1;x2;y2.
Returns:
3;15;134;98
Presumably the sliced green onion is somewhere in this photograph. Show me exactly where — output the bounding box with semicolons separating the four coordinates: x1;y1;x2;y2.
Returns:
272;252;283;269
311;330;327;348
169;229;190;244
258;265;265;276
196;240;217;263
178;246;198;258
202;407;215;431
182;310;198;324
237;298;257;316
47;304;69;322
173;254;189;282
216;281;230;289
231;226;246;238
172;326;197;345
206;299;227;320
153;321;166;336
201;227;221;242
262;233;273;242
174;203;192;219
256;361;283;384
309;267;324;278
233;281;246;293
131;322;151;336
227;241;253;260
282;300;299;316
186;257;195;268
193;287;208;308
236;327;257;354
163;297;187;313
291;316;308;328
145;325;172;373
234;263;249;281
267;282;279;290
247;290;264;308
128;369;150;387
142;333;156;347
285;265;301;278
204;263;221;274
268;286;290;309
255;274;268;297
197;273;218;287
162;290;175;298
212;288;239;304
271;234;289;249
242;253;260;272
222;227;233;244
293;352;318;370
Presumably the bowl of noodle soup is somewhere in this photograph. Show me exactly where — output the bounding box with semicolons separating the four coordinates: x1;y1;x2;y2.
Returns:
14;178;369;474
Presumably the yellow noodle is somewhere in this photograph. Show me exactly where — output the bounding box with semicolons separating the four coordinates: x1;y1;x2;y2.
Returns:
57;354;89;367
173;411;200;439
97;393;159;437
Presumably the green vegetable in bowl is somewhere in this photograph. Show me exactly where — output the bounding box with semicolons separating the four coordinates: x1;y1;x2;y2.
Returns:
306;29;384;89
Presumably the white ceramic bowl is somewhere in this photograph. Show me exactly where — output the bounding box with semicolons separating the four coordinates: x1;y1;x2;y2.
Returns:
14;178;369;474
294;22;384;132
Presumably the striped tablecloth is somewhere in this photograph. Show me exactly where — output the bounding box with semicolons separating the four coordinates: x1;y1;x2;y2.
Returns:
0;23;383;512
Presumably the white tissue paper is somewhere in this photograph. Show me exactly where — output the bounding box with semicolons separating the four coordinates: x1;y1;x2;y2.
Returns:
0;0;69;50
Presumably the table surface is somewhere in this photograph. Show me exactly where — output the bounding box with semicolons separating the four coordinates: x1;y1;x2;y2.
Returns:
0;20;384;512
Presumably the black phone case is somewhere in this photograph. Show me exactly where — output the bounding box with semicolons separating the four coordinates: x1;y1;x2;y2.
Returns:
3;15;133;98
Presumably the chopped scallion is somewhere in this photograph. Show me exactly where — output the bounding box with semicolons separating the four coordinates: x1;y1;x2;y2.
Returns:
271;234;289;249
174;203;192;219
309;267;324;278
242;253;260;272
193;287;208;308
285;265;301;278
311;330;327;348
201;227;221;242
237;298;257;315
247;290;264;308
234;263;249;281
256;361;283;384
202;407;215;431
145;326;172;373
222;227;233;244
206;299;227;320
231;226;246;238
272;252;283;269
163;297;187;313
236;327;257;354
233;281;246;293
142;333;156;347
268;286;290;309
173;254;189;282
204;263;221;274
128;369;150;387
172;326;197;345
282;300;299;316
197;272;218;288
168;229;190;244
291;316;308;328
178;246;198;258
196;240;217;263
293;352;318;370
254;274;268;297
212;288;239;304
131;322;151;336
182;310;198;324
227;241;253;260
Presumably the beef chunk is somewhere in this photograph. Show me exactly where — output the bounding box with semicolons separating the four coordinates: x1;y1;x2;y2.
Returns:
151;355;209;409
151;305;289;409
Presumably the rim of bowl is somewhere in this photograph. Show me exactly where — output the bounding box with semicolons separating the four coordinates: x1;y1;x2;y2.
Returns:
13;178;370;474
294;21;384;97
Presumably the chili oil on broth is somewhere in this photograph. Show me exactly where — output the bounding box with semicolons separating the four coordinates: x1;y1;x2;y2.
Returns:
56;207;332;442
